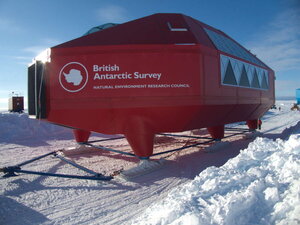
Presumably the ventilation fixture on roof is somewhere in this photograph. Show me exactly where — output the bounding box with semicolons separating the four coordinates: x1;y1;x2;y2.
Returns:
167;22;188;31
83;23;119;36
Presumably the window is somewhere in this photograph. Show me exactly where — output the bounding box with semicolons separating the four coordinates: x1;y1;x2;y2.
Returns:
204;28;266;67
223;61;237;85
261;72;269;89
239;65;250;87
251;69;260;88
220;54;269;90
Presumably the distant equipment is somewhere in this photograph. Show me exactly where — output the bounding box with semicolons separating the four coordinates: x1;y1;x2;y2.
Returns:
8;92;24;113
271;105;277;109
296;88;300;105
291;103;299;111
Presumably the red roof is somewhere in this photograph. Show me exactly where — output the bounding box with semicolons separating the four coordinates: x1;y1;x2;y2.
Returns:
53;13;215;48
53;13;267;68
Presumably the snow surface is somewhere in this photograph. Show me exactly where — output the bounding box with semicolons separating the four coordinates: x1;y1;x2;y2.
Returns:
132;133;300;225
0;100;300;225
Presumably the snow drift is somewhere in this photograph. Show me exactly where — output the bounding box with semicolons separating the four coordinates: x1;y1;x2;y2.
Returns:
0;112;72;142
131;134;300;225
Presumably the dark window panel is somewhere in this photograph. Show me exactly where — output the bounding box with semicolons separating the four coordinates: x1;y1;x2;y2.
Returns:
261;72;269;89
251;69;260;88
205;28;265;67
223;60;237;85
239;65;250;87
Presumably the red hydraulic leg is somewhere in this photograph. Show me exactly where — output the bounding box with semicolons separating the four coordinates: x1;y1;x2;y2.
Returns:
124;118;155;158
207;125;225;140
246;119;258;131
73;129;91;143
125;131;155;159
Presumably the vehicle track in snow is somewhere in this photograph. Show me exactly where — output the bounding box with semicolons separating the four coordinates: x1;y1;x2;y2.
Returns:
1;101;300;224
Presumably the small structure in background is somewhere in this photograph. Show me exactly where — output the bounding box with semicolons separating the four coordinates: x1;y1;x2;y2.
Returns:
291;103;299;111
296;88;300;105
271;105;277;109
8;92;24;113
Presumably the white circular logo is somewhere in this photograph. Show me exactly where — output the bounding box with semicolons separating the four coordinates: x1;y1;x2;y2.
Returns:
59;62;88;92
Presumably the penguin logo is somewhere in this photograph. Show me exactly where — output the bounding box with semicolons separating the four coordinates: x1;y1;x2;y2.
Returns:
59;62;88;92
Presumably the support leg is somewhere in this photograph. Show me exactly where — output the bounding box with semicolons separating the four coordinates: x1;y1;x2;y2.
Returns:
73;129;91;144
246;119;258;131
124;117;155;158
207;125;225;140
125;131;155;159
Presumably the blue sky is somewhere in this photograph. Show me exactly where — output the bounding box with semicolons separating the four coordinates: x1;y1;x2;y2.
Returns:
0;0;299;109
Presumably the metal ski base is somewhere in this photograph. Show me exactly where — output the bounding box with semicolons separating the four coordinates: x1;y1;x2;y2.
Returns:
0;151;113;181
1;127;251;181
82;127;251;159
118;159;166;180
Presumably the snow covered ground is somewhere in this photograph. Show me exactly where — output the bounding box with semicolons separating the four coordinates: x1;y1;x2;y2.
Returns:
0;100;299;225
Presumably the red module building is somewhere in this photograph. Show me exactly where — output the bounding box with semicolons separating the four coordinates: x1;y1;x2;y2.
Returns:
28;13;275;158
9;96;24;113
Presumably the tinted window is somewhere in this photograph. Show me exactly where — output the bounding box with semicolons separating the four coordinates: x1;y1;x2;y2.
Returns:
204;28;266;67
220;54;269;90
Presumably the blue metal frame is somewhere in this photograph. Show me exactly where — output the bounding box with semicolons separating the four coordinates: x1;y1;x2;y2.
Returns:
1;151;113;181
84;127;250;158
1;127;250;181
84;143;136;157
